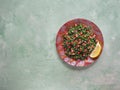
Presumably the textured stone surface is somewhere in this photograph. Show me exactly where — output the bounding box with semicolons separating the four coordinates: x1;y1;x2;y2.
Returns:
0;0;120;90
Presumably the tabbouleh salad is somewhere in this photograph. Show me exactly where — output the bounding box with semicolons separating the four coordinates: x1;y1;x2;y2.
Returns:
63;24;97;60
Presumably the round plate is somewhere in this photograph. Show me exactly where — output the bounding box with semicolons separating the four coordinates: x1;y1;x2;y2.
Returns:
56;18;104;67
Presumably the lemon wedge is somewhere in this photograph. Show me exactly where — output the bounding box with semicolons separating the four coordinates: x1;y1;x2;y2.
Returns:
90;41;102;58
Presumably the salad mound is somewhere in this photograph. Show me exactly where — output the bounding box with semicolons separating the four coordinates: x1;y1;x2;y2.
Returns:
63;24;97;60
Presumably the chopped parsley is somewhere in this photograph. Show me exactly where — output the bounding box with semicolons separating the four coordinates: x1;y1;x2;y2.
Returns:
63;24;97;60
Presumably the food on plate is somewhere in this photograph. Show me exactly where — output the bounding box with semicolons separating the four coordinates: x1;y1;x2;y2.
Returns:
62;23;97;60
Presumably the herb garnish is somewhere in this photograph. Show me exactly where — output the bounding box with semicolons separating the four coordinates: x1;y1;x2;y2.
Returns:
63;24;97;60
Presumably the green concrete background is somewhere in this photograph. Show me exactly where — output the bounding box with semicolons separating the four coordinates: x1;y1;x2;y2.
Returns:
0;0;120;90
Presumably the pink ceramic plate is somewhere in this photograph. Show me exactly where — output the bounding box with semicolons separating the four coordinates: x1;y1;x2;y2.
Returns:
56;18;104;67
